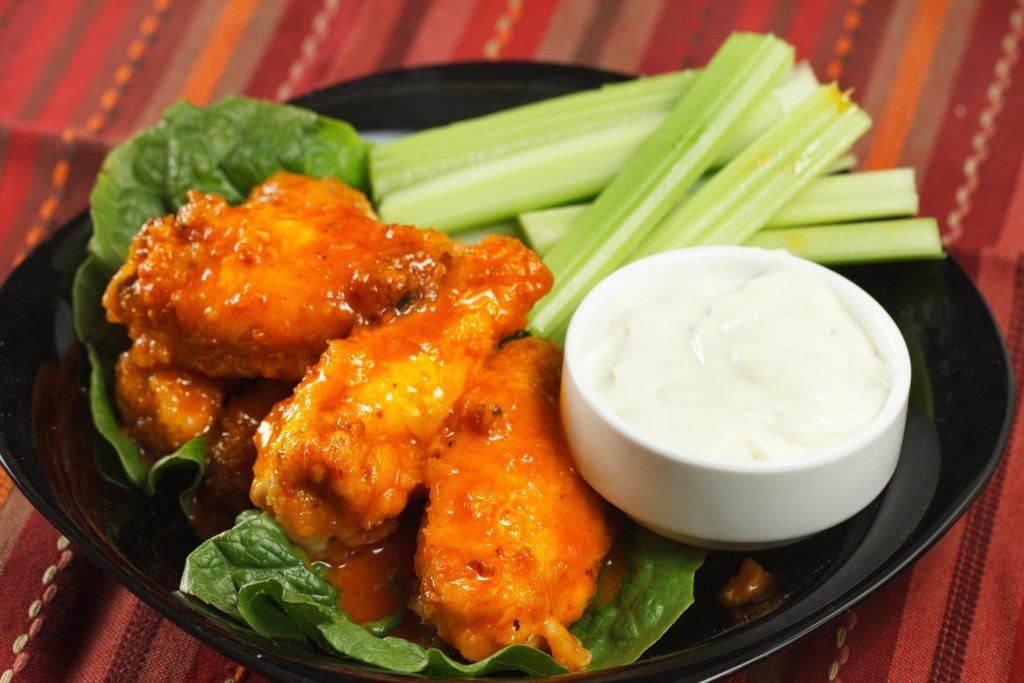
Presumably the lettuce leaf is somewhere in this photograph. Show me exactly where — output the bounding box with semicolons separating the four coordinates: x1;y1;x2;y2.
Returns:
75;97;371;496
572;529;704;669
179;511;705;677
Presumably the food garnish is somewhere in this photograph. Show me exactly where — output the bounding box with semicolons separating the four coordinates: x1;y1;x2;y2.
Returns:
371;51;822;232
519;168;940;264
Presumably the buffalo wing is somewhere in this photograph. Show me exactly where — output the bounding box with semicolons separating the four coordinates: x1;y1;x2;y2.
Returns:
413;338;614;671
250;236;552;551
103;172;455;381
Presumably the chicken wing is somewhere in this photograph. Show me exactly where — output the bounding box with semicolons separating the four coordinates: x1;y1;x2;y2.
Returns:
113;351;228;455
190;379;294;537
103;172;456;381
413;338;614;671
250;236;552;551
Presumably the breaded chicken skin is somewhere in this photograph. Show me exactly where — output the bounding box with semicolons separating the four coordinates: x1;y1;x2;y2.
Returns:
113;351;228;455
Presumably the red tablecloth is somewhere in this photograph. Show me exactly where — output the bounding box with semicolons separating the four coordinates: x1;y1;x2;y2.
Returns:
1;1;1022;680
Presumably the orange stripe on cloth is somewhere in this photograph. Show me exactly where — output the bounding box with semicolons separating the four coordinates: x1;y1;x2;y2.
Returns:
177;0;259;106
862;0;952;170
0;471;12;508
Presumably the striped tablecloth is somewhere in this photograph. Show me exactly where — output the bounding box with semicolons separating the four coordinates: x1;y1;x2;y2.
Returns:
1;1;1022;680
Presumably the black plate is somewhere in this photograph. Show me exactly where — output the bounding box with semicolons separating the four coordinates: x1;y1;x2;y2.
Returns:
0;63;1014;682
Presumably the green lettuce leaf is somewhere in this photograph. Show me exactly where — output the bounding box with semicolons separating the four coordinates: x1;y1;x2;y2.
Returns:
73;254;145;489
73;254;208;500
179;511;704;677
180;511;337;617
75;96;371;498
571;529;705;669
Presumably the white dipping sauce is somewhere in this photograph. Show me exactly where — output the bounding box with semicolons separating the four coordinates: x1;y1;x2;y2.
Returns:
580;261;890;462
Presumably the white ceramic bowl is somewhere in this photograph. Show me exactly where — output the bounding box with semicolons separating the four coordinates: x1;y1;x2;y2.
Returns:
561;246;912;550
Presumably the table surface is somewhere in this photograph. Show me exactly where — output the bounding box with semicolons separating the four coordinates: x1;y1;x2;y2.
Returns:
1;1;1022;681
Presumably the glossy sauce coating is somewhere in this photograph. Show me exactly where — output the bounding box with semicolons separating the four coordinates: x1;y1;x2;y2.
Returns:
330;523;417;624
414;338;614;671
250;236;552;551
320;503;449;651
719;557;775;607
190;380;294;537
103;172;455;381
113;351;227;455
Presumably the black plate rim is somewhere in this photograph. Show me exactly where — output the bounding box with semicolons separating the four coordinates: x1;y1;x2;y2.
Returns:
0;61;1015;682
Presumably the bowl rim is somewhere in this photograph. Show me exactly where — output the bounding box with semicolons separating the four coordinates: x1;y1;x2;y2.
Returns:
563;245;913;476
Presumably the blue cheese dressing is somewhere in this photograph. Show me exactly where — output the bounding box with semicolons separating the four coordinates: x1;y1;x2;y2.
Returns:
579;262;890;463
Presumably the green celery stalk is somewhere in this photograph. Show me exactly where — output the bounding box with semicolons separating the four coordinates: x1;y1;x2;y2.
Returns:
631;83;871;260
828;153;857;173
768;167;917;227
714;61;818;161
374;56;815;233
519;204;589;255
373;64;818;199
527;32;795;342
746;218;944;264
370;71;695;198
376;117;668;231
519;168;918;256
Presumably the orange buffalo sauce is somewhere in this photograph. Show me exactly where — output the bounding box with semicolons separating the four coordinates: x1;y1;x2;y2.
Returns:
593;539;628;607
318;498;625;656
718;557;775;607
320;502;446;649
327;530;414;624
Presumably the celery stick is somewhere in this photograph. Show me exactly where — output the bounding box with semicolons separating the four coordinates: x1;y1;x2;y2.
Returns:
377;117;665;231
828;153;857;173
370;71;694;199
746;218;943;264
375;59;815;233
715;61;818;161
631;83;871;259
520;204;588;255
520;168;918;256
452;221;521;245
527;33;794;342
522;211;942;265
373;65;816;197
768;168;917;227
